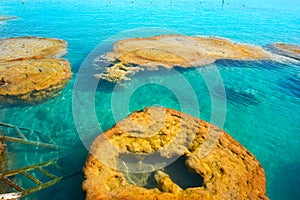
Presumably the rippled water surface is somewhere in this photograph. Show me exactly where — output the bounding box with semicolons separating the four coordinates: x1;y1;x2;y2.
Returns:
0;0;299;199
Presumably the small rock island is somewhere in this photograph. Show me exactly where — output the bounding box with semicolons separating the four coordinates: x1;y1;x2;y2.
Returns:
267;43;300;60
94;34;274;83
0;37;72;105
83;107;268;200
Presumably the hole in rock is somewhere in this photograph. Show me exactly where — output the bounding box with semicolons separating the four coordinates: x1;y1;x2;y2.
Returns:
162;156;203;189
118;154;203;190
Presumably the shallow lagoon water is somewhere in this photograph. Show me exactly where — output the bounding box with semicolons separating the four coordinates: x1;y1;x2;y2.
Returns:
0;0;300;199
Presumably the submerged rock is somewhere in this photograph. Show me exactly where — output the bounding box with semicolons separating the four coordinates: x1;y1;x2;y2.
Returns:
94;34;274;83
0;37;72;105
83;107;268;200
267;43;300;60
0;16;17;21
94;61;143;83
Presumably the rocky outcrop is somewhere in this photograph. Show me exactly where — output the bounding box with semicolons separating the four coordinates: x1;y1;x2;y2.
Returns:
0;58;71;104
267;43;300;60
0;37;72;105
83;107;268;200
94;34;274;83
0;37;67;61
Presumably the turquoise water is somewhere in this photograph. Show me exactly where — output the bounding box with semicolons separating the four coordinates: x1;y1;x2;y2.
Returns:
1;0;300;199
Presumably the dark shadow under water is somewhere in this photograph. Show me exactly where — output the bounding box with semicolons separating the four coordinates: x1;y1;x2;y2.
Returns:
278;74;300;99
215;59;291;70
268;163;300;199
213;84;261;106
120;155;203;190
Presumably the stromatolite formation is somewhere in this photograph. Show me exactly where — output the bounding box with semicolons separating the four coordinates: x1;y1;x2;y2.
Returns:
0;37;72;105
94;34;274;83
83;107;268;200
267;43;300;60
0;37;68;61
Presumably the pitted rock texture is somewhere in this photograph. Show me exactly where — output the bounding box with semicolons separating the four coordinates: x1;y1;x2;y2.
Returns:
83;107;268;200
94;34;274;83
267;43;300;60
0;58;71;104
0;37;72;105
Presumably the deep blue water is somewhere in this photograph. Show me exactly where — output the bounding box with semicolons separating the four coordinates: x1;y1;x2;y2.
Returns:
0;0;300;199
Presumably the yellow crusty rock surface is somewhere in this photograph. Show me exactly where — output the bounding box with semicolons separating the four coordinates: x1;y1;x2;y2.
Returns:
83;107;268;200
0;37;67;61
95;34;274;83
0;58;71;104
0;37;72;105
